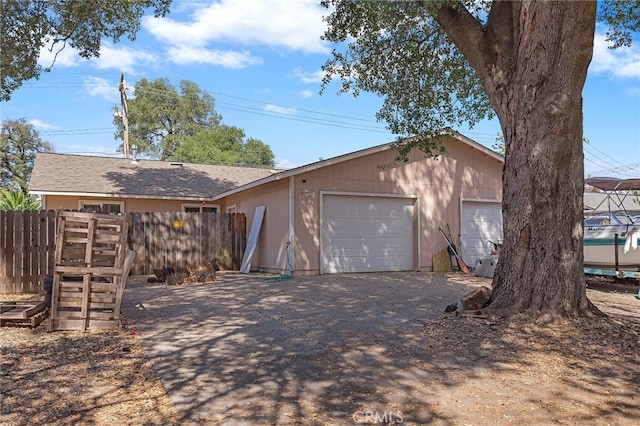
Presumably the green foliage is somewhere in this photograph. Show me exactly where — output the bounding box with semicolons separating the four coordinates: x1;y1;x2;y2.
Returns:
0;189;41;211
1;0;172;101
321;0;494;161
172;126;275;168
1;118;54;193
598;0;640;48
321;0;638;161
241;138;276;168
492;134;505;155
119;78;222;160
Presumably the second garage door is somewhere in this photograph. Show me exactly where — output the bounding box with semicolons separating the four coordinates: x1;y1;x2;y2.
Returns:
321;194;415;273
460;200;503;267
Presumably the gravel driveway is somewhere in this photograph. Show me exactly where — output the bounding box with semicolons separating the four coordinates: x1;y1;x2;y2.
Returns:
121;272;487;424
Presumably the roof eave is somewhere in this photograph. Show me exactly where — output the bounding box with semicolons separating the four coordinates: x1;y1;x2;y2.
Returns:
30;190;218;202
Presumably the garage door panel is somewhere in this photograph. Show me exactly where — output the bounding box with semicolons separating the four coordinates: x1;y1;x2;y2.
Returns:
371;237;407;250
369;256;408;270
461;201;503;267
330;236;367;246
324;218;366;233
370;218;409;235
322;195;414;273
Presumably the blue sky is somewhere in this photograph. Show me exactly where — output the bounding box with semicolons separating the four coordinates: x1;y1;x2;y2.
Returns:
2;0;639;178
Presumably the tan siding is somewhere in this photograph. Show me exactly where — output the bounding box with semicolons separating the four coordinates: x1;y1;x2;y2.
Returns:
42;195;220;213
224;179;290;273
45;135;502;275
294;175;321;274
285;135;503;274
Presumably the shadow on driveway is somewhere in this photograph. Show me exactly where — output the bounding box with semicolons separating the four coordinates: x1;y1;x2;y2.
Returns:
122;272;484;424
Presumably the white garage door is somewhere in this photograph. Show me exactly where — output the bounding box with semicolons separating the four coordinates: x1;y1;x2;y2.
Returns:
321;195;414;273
461;201;503;267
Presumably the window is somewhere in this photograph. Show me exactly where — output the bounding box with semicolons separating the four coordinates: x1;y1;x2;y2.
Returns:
79;200;124;214
182;203;219;213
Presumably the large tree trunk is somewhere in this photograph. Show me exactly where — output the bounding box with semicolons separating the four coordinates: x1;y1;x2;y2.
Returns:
490;2;601;317
439;1;601;318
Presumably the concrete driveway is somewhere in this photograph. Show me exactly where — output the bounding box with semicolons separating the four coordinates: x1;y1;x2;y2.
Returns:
121;271;485;424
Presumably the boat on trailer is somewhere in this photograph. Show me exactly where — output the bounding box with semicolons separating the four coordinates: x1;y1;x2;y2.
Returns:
583;177;640;277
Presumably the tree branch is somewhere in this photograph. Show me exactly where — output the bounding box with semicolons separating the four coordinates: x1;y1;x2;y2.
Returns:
424;0;518;104
426;1;488;70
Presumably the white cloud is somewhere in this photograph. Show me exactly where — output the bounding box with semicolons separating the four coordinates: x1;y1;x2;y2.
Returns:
591;32;640;79
83;77;118;101
144;0;329;67
91;43;157;73
37;40;157;75
292;67;324;84
38;42;80;68
166;46;262;67
299;90;314;98
275;158;299;169
265;104;298;115
28;119;58;130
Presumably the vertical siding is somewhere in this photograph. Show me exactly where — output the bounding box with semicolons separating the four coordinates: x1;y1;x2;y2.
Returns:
225;179;291;274
286;136;503;274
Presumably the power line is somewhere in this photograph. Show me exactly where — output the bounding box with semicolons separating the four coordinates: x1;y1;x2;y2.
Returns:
215;102;390;133
587;161;640;177
39;127;114;135
131;86;394;134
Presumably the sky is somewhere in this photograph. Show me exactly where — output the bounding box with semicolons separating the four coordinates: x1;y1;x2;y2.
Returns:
2;0;639;178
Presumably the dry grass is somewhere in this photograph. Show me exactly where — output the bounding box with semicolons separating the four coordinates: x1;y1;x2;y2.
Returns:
1;275;638;425
0;311;180;425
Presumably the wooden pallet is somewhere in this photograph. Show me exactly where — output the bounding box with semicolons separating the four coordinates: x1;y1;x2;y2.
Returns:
48;211;135;332
0;302;47;327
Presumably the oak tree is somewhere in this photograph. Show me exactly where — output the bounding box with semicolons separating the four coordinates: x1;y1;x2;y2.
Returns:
1;118;54;194
1;0;172;101
172;126;275;168
321;0;639;318
117;78;222;160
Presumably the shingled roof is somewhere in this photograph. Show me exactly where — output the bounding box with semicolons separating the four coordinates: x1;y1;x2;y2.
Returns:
29;153;279;200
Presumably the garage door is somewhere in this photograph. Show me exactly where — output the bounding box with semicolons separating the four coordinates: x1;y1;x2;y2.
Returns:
321;195;414;273
460;201;503;267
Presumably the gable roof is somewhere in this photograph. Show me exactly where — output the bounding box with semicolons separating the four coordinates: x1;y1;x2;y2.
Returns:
29;153;278;201
212;130;504;200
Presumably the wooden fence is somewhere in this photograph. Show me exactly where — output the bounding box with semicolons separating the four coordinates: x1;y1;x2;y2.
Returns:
0;211;246;294
0;210;57;294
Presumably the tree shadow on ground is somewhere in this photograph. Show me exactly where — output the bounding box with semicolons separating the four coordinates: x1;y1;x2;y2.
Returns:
0;328;181;425
122;272;639;425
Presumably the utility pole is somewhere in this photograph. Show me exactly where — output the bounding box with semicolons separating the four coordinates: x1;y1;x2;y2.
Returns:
118;74;130;158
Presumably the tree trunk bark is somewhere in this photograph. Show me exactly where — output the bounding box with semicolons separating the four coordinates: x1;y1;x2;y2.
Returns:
452;1;601;318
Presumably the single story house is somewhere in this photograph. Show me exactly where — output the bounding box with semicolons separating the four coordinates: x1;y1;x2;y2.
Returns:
29;132;505;275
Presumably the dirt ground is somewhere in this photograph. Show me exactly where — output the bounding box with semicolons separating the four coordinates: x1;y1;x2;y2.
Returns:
1;274;639;425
